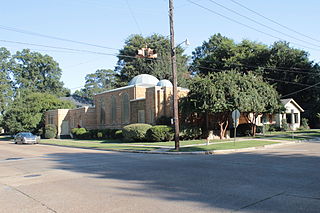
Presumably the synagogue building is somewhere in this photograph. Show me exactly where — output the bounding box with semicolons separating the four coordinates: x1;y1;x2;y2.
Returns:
45;74;189;138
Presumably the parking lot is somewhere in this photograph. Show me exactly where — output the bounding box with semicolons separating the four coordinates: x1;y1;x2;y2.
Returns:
0;139;320;212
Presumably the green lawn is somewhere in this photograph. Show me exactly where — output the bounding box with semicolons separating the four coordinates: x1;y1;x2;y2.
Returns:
41;138;231;147
40;139;159;151
176;140;279;152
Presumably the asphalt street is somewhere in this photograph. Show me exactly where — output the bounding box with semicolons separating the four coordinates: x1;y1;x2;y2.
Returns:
0;139;319;213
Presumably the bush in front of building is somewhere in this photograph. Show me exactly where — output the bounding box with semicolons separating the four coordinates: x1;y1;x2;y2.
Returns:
122;123;152;142
146;125;173;142
115;130;123;139
71;128;89;139
281;119;289;131
44;124;57;139
300;118;310;130
179;126;202;140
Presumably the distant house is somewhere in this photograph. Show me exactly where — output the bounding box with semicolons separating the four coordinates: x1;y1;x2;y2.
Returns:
60;95;93;108
253;98;304;130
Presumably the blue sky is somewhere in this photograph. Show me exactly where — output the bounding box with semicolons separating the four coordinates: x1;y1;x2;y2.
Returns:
1;0;320;92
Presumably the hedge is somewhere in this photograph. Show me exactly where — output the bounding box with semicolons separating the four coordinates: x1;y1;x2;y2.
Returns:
122;123;152;142
44;124;57;139
146;125;173;142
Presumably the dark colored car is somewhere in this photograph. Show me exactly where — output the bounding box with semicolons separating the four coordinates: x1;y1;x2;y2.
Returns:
14;132;38;144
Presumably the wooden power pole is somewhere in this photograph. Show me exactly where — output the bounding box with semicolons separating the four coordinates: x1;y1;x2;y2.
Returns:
169;0;180;151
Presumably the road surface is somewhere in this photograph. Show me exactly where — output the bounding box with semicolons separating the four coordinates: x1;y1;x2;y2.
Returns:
0;139;319;212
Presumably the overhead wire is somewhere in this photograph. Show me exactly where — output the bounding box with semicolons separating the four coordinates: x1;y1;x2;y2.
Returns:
229;0;320;44
0;25;120;51
207;0;320;48
186;0;320;52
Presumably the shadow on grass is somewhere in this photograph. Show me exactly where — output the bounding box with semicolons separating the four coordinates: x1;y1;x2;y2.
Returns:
46;143;320;212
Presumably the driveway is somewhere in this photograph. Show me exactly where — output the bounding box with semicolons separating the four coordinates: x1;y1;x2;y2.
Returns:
0;139;319;212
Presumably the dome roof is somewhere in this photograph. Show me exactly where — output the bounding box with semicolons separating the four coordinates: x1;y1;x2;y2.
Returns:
128;74;159;86
157;79;173;87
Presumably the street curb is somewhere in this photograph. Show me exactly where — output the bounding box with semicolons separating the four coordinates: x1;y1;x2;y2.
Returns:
39;140;302;155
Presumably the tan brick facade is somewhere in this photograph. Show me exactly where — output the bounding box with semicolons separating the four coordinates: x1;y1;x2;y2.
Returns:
45;79;189;137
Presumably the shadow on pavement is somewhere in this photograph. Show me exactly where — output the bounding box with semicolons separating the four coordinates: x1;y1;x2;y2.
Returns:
46;145;320;212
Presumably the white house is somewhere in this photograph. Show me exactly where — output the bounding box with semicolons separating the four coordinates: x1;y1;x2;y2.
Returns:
255;98;304;130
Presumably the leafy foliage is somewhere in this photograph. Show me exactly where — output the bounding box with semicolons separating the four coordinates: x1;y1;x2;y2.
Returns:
74;69;116;99
122;123;152;142
115;34;189;87
192;34;320;126
11;49;69;96
146;125;173;142
2;92;74;135
45;124;57;139
182;71;282;138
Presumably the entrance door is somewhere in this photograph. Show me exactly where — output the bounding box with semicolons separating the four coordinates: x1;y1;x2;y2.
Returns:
61;121;69;135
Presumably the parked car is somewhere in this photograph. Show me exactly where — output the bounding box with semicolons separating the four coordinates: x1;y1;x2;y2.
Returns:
14;132;38;144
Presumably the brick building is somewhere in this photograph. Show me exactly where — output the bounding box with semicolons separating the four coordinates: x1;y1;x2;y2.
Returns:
45;74;189;138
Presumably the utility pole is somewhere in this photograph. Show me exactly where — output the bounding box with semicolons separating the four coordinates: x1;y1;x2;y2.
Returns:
169;0;180;151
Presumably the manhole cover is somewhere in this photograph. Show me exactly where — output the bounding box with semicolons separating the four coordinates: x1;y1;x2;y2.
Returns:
24;174;41;178
6;158;23;161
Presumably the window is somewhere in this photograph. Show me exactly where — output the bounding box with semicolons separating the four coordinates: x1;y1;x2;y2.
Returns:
48;114;54;124
138;110;145;123
294;113;299;124
121;93;130;124
150;109;154;124
100;99;106;124
286;113;292;124
111;96;116;124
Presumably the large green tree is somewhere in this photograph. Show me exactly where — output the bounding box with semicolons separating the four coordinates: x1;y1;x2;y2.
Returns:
2;92;74;135
75;69;116;99
0;47;14;118
192;34;320;126
181;71;282;138
115;34;189;87
11;49;69;96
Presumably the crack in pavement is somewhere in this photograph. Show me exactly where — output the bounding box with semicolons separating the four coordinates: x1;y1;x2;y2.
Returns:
233;191;285;212
284;193;320;200
4;183;57;213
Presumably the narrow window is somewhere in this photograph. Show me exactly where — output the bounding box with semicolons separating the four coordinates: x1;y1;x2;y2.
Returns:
100;99;106;125
121;93;130;124
111;96;116;124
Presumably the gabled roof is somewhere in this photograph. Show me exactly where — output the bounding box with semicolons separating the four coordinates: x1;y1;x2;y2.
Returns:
281;98;304;112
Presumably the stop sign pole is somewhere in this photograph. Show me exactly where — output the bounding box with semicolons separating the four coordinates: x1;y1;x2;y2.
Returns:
232;110;240;146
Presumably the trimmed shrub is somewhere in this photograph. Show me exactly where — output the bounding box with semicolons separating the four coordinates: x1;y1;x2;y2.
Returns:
146;125;173;142
301;118;309;129
180;126;202;140
97;131;103;138
281;119;289;131
71;128;88;139
233;123;252;136
115;130;123;139
122;123;152;142
45;124;57;139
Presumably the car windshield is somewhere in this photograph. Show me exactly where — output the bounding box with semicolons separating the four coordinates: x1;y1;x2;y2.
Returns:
20;133;33;137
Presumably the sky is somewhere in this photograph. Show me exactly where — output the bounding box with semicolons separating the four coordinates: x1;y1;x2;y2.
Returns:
1;0;320;92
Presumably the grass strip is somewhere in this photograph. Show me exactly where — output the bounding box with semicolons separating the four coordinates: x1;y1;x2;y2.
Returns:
175;140;279;152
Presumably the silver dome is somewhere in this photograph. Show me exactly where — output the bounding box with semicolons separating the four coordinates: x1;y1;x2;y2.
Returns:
128;74;159;86
157;79;173;87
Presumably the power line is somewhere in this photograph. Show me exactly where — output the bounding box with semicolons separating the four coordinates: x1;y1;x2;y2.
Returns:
0;39;161;62
229;0;320;44
207;0;320;49
281;82;320;98
186;0;320;52
125;0;143;34
0;25;120;51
